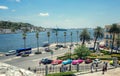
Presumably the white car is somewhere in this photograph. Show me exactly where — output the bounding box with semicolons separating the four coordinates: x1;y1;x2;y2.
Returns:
93;59;102;64
5;50;16;56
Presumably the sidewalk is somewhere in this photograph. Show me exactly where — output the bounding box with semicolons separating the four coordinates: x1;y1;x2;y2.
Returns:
75;67;120;76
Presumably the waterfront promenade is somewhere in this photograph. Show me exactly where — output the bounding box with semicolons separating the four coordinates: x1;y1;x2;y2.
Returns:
75;67;120;76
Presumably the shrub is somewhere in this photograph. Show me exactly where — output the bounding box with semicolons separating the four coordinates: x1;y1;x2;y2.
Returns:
111;54;120;60
34;51;42;54
90;53;97;57
47;71;75;76
100;50;110;55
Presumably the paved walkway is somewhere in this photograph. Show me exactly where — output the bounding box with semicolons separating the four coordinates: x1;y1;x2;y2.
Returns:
76;67;120;76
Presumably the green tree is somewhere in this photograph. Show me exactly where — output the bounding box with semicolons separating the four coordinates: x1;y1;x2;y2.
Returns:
74;45;90;59
93;26;104;50
109;24;120;53
64;32;67;47
22;32;27;49
80;29;90;45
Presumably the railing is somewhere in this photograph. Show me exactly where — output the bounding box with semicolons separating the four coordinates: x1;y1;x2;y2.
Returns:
28;63;107;76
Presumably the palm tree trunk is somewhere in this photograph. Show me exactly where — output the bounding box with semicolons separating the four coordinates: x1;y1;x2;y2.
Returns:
37;38;39;52
82;37;85;45
71;35;72;45
111;33;115;54
24;39;26;49
64;36;66;46
77;33;78;44
56;36;58;45
48;37;50;49
94;36;98;50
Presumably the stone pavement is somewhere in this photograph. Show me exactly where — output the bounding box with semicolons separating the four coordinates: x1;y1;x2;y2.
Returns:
0;62;36;76
75;67;120;76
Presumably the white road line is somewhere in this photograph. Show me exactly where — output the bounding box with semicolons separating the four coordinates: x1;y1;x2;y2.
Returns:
31;52;65;62
2;56;21;62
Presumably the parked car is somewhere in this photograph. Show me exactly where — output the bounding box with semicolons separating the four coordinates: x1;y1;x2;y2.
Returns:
51;60;63;65
5;50;16;56
89;47;94;50
72;59;83;65
93;59;102;64
45;48;52;52
85;59;92;64
109;60;120;65
56;45;63;48
40;58;53;64
42;43;50;47
62;59;72;65
99;45;105;48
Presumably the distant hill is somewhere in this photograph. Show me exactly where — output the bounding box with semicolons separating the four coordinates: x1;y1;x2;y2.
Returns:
0;21;44;33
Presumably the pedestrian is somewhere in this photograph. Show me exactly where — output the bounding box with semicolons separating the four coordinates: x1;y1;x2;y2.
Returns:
28;67;31;71
102;62;105;74
34;68;36;73
49;66;52;72
91;63;94;73
105;62;108;72
96;63;98;72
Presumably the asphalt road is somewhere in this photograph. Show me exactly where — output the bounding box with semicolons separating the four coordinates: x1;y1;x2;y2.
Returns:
0;47;70;69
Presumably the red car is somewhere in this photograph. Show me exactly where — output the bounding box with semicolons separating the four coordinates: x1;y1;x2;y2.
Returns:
72;59;83;65
85;59;92;64
51;60;63;65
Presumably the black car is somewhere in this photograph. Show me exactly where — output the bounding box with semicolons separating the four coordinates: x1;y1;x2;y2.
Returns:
40;58;53;64
45;48;52;52
42;43;50;47
56;45;63;48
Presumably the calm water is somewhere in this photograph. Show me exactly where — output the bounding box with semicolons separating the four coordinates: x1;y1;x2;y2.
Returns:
0;29;94;53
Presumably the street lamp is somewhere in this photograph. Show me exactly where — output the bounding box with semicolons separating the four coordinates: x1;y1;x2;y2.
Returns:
69;46;72;59
69;46;72;71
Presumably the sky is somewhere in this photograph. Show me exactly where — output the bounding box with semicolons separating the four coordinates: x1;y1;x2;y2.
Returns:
0;0;120;28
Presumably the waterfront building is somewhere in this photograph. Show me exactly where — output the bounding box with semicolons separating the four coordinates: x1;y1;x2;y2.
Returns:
104;24;120;48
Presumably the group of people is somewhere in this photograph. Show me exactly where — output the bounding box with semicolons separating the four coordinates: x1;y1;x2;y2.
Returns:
90;61;108;74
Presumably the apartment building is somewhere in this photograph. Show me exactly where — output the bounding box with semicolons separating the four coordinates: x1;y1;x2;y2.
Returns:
104;24;120;48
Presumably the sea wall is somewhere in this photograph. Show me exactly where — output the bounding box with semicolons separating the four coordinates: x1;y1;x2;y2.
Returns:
0;62;36;76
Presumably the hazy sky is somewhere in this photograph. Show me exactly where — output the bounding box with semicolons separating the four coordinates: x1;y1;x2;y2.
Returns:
0;0;120;28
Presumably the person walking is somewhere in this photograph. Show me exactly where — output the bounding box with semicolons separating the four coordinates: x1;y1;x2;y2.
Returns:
102;62;105;74
96;62;98;72
105;62;108;72
91;63;94;73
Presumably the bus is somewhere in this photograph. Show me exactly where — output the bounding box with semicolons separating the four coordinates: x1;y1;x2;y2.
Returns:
16;48;32;56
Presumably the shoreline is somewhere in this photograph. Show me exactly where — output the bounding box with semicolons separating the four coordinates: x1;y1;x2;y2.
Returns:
0;40;105;56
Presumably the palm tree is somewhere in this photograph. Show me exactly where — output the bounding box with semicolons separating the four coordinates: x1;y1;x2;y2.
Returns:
55;31;58;46
109;24;120;53
36;32;40;52
22;32;26;49
93;26;104;50
80;29;90;45
47;31;50;48
70;32;73;46
76;31;79;44
64;32;66;47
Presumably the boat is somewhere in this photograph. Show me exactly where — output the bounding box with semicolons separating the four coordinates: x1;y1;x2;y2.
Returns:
51;28;67;31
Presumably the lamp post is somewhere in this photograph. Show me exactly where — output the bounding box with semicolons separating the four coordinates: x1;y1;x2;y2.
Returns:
69;46;72;71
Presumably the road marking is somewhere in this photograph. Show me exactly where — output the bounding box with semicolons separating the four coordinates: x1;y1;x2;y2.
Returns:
31;52;65;62
2;56;21;62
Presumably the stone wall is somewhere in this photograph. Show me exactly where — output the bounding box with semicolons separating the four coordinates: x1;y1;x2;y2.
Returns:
0;62;36;76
